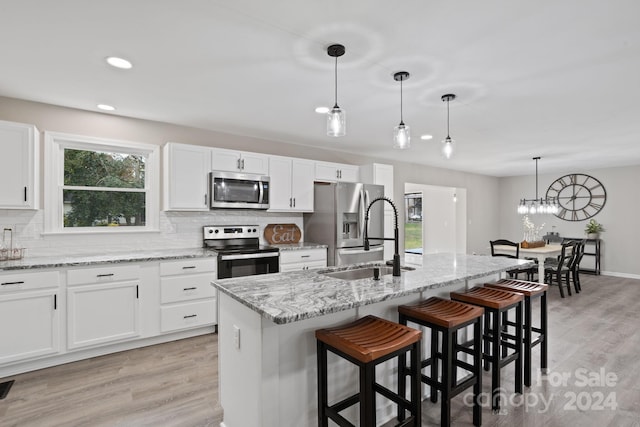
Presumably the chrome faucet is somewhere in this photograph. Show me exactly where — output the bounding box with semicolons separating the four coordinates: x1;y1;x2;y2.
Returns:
363;196;401;276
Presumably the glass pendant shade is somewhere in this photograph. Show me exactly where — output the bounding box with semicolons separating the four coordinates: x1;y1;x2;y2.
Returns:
393;123;411;149
442;136;454;159
327;106;346;137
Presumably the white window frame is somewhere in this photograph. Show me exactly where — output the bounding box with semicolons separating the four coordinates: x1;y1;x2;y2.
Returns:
44;131;160;234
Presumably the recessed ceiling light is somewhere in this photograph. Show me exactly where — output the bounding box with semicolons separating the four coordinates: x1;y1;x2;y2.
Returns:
420;134;433;140
97;104;116;111
315;106;330;114
106;56;133;69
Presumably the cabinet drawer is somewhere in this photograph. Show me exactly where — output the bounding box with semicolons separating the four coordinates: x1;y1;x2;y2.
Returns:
160;300;216;332
160;273;217;303
280;260;327;273
0;270;59;292
160;258;216;276
280;248;327;265
67;265;140;286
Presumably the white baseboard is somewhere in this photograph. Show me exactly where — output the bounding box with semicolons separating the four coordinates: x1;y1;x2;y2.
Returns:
600;271;640;280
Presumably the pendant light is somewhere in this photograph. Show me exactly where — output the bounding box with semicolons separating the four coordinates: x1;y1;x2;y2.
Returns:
517;157;560;215
326;44;346;137
393;71;410;149
441;94;456;159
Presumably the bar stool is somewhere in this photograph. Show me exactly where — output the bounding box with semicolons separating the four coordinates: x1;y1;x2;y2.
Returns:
450;287;524;412
484;278;548;386
316;315;422;426
398;297;484;426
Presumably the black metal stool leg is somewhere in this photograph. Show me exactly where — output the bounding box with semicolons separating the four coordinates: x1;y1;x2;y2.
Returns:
473;317;483;426
491;309;501;412
317;341;328;427
441;329;452;427
515;301;524;394
430;328;439;403
523;296;532;387
541;291;548;372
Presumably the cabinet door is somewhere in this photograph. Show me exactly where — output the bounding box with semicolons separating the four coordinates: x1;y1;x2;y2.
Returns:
211;148;242;172
315;161;359;183
0;120;39;209
240;151;269;175
0;289;59;364
290;158;315;211
67;281;140;350
338;164;359;182
315;161;340;182
268;156;293;211
163;143;211;211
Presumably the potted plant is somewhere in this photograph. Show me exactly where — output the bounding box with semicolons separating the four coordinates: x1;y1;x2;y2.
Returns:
585;219;604;239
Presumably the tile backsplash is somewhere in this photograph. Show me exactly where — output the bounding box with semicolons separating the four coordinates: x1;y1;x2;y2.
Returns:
0;209;303;258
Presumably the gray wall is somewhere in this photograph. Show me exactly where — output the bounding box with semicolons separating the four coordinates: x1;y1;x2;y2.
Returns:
498;165;640;277
0;96;500;258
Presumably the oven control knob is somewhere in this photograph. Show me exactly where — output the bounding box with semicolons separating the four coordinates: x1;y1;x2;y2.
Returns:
252;228;257;233
214;229;219;233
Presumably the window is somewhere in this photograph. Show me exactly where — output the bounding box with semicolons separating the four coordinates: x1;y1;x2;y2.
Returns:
44;132;159;233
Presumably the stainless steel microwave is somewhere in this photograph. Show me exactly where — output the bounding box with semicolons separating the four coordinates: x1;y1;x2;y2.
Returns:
209;171;270;209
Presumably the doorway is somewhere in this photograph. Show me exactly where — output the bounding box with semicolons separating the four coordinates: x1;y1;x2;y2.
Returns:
404;183;467;265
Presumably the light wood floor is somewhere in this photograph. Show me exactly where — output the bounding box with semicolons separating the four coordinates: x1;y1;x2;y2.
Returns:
1;275;640;426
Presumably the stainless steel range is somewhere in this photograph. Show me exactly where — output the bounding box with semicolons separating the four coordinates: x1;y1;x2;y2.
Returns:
203;225;279;279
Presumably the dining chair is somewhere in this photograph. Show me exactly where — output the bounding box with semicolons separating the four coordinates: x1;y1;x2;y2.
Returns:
490;239;536;281
570;239;587;293
544;240;577;298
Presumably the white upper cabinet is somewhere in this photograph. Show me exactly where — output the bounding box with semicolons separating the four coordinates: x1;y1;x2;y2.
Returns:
163;142;211;211
0;120;39;209
315;161;359;183
211;148;268;175
268;156;314;212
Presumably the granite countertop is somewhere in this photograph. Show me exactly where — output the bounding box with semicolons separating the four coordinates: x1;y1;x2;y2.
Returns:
0;248;216;271
212;253;534;325
270;242;327;251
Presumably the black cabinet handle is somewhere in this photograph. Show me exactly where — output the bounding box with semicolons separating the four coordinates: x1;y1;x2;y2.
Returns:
136;285;139;299
182;266;196;269
301;255;311;258
24;186;28;202
184;314;197;319
183;287;197;291
97;273;114;277
54;294;57;310
1;281;24;286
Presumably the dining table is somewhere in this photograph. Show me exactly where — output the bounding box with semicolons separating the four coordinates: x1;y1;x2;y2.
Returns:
494;243;563;283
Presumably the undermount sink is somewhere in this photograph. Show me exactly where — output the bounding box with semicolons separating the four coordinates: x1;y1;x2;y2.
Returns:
321;265;414;281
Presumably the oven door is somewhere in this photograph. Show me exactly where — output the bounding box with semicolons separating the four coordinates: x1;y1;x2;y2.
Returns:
217;252;280;279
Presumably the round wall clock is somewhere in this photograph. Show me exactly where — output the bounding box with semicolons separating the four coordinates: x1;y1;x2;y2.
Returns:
545;173;606;221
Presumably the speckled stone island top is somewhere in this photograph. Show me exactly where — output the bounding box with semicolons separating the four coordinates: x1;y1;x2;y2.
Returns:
212;253;533;325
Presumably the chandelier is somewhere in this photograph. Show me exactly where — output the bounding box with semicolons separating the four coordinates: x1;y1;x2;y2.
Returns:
517;157;559;215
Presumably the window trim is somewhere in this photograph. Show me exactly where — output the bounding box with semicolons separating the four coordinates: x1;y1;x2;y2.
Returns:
44;131;160;234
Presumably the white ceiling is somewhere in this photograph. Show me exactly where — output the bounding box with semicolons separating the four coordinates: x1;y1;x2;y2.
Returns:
1;0;639;177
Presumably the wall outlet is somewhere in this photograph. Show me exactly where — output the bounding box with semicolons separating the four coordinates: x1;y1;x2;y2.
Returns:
233;325;240;349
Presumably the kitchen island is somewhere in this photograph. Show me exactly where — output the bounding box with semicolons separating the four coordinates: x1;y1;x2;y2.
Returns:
212;253;533;427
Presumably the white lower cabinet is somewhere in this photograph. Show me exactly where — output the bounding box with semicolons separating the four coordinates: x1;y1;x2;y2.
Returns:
67;265;141;350
0;271;60;364
279;248;327;272
159;258;217;333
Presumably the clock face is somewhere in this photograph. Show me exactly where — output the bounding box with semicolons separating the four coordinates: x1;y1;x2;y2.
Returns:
546;174;606;221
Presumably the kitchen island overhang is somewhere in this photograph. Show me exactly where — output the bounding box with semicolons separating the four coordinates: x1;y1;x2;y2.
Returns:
212;253;533;427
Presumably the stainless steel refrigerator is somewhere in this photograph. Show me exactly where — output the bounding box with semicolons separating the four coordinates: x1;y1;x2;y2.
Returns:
304;182;385;266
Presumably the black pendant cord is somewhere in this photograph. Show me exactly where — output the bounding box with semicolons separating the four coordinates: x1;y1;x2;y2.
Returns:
333;55;339;109
446;97;451;139
399;78;404;125
534;156;540;200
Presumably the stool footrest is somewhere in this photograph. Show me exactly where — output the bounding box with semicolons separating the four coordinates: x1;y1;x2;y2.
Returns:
374;382;413;410
330;393;360;414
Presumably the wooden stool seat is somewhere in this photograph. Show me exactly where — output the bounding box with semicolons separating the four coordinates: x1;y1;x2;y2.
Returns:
485;278;549;387
316;315;422;426
450;287;524;412
398;297;484;426
315;315;422;363
485;278;548;297
450;286;524;309
399;297;485;328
